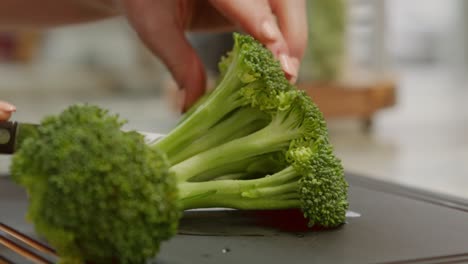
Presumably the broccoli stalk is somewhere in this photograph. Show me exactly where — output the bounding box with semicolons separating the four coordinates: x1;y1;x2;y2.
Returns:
155;33;291;163
176;137;347;228
11;33;348;264
189;152;286;182
167;107;270;165
178;166;302;210
166;91;323;182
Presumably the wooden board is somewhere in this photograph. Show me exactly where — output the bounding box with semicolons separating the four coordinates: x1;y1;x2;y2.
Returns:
299;80;396;120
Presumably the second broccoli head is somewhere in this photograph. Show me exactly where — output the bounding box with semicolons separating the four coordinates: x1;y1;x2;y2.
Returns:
11;33;348;263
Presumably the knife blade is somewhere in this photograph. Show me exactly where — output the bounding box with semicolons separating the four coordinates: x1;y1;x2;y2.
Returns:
0;121;166;155
0;121;34;154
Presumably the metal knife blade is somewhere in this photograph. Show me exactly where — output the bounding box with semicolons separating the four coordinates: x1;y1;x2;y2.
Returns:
0;121;166;155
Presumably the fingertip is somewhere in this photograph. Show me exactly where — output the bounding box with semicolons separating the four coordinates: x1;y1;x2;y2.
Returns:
0;111;12;121
290;56;300;74
177;89;186;114
279;53;299;82
279;53;293;75
289;75;298;84
0;101;16;113
289;57;300;84
181;56;206;112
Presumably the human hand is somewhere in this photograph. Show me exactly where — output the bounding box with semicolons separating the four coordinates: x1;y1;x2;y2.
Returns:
121;0;307;111
0;101;16;121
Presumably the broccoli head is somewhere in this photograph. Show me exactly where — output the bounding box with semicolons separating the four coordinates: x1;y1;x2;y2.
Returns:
11;105;180;263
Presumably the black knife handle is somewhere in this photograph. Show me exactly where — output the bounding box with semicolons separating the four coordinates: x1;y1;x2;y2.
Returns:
0;121;17;154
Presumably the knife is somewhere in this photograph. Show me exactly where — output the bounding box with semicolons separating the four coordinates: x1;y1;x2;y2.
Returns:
0;121;35;154
0;121;166;155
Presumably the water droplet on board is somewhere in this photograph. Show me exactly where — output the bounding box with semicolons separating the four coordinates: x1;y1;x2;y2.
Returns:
222;248;231;253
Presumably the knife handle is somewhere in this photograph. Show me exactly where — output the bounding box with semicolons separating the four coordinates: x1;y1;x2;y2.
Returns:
0;121;17;154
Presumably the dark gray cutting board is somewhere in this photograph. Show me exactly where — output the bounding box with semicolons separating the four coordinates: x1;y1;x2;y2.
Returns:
2;174;468;264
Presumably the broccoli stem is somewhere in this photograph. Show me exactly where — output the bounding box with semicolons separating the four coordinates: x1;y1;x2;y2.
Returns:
241;181;299;198
154;71;245;155
213;173;254;181
171;112;301;182
189;153;285;182
181;195;300;210
188;156;265;182
167;107;268;165
178;166;300;210
155;81;241;153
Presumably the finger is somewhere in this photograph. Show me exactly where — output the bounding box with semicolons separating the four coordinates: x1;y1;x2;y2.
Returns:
209;0;288;56
123;0;206;111
0;111;12;121
269;0;308;60
0;101;16;121
188;1;234;31
149;31;205;112
0;101;15;112
289;57;299;84
210;0;298;79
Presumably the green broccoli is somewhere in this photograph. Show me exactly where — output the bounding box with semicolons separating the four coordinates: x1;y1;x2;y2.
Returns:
11;33;348;264
12;106;180;263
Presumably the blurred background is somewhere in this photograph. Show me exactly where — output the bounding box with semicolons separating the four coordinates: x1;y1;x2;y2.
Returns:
1;0;467;199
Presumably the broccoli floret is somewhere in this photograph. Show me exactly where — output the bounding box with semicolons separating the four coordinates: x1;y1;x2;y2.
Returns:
12;106;180;264
11;33;348;263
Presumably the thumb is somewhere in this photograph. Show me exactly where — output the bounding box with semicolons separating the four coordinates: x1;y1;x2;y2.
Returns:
123;0;206;111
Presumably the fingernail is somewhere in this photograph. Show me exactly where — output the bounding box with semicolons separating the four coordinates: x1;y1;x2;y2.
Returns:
290;57;300;71
178;89;187;113
289;57;300;84
261;20;280;41
279;53;295;77
0;102;16;112
8;105;16;112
